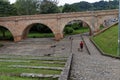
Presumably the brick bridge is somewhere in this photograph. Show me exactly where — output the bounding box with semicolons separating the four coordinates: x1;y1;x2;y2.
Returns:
0;9;118;42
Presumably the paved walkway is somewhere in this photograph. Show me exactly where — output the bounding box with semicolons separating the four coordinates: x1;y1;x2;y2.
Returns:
0;35;120;80
69;35;120;80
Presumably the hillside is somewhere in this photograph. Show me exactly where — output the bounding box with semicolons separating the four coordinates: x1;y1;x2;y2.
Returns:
92;25;118;56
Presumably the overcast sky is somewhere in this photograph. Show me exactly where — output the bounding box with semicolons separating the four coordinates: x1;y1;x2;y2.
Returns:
9;0;108;6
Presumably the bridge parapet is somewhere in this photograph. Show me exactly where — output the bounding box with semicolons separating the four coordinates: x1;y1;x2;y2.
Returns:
0;9;118;22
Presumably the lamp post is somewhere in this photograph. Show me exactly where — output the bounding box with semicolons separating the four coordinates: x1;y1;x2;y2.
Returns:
118;0;120;56
69;36;73;53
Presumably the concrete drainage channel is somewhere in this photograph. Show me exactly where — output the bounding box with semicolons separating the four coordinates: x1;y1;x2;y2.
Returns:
0;54;73;80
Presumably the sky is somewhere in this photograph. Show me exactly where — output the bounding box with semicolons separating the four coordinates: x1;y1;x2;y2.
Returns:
9;0;108;6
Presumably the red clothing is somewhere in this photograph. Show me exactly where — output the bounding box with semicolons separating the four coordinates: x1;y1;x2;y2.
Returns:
80;41;83;49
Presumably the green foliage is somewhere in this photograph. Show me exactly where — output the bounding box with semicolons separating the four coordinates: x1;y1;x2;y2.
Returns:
64;27;74;34
62;4;77;12
30;24;52;33
72;23;81;30
92;25;118;56
61;0;119;12
64;21;89;35
39;0;60;14
14;0;38;15
0;26;13;40
0;0;118;16
100;24;104;30
13;0;60;15
0;0;17;17
72;1;92;11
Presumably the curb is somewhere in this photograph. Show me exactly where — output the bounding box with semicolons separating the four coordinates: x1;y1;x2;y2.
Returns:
90;37;120;59
81;36;91;55
58;53;73;80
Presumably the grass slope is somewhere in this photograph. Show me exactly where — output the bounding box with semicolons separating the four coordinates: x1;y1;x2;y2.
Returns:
92;25;118;56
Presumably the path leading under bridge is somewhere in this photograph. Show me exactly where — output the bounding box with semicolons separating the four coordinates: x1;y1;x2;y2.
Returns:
0;35;120;80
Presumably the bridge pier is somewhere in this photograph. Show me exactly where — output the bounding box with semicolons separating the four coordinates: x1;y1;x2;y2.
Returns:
55;33;63;41
14;35;23;42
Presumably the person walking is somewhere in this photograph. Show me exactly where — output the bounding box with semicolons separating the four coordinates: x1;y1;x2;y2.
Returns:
80;41;84;52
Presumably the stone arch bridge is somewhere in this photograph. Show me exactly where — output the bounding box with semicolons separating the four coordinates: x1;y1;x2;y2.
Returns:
0;9;118;42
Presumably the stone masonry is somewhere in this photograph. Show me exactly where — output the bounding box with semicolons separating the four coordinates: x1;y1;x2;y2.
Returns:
0;9;118;42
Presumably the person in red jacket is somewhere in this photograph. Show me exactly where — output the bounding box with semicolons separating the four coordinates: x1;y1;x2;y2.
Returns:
80;41;84;51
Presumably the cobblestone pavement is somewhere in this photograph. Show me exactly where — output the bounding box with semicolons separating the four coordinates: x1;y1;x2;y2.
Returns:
69;35;120;80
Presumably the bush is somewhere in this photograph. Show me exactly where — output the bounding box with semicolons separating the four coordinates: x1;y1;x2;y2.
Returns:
64;27;74;34
72;23;80;30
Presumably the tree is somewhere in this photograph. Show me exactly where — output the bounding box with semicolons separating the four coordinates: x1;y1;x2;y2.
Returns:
0;27;7;38
14;0;38;15
14;0;59;15
73;1;92;11
30;23;52;33
62;4;77;12
39;0;60;14
0;0;17;16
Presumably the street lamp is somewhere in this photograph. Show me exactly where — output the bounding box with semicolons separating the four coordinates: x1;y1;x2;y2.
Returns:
69;36;73;53
118;0;120;56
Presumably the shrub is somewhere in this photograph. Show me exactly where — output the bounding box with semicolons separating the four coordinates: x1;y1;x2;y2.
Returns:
72;23;80;30
64;27;74;34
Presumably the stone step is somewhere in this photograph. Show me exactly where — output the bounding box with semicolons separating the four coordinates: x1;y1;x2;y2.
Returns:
9;65;64;70
42;61;65;64
20;73;60;78
0;56;67;61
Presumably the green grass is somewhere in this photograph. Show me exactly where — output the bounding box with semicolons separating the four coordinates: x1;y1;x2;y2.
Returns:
28;33;54;38
0;55;66;80
0;67;61;75
0;60;65;67
0;31;13;40
72;27;89;34
65;27;89;35
0;76;38;80
92;25;118;56
0;75;58;80
0;59;64;74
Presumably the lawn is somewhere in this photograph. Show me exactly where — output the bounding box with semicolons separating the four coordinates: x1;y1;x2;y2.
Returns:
92;25;118;56
72;27;89;34
64;27;89;35
0;55;67;80
28;33;54;38
0;76;58;80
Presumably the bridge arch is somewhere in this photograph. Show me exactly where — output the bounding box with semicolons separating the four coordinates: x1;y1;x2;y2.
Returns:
0;25;14;41
61;19;93;36
22;22;55;39
98;15;118;28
